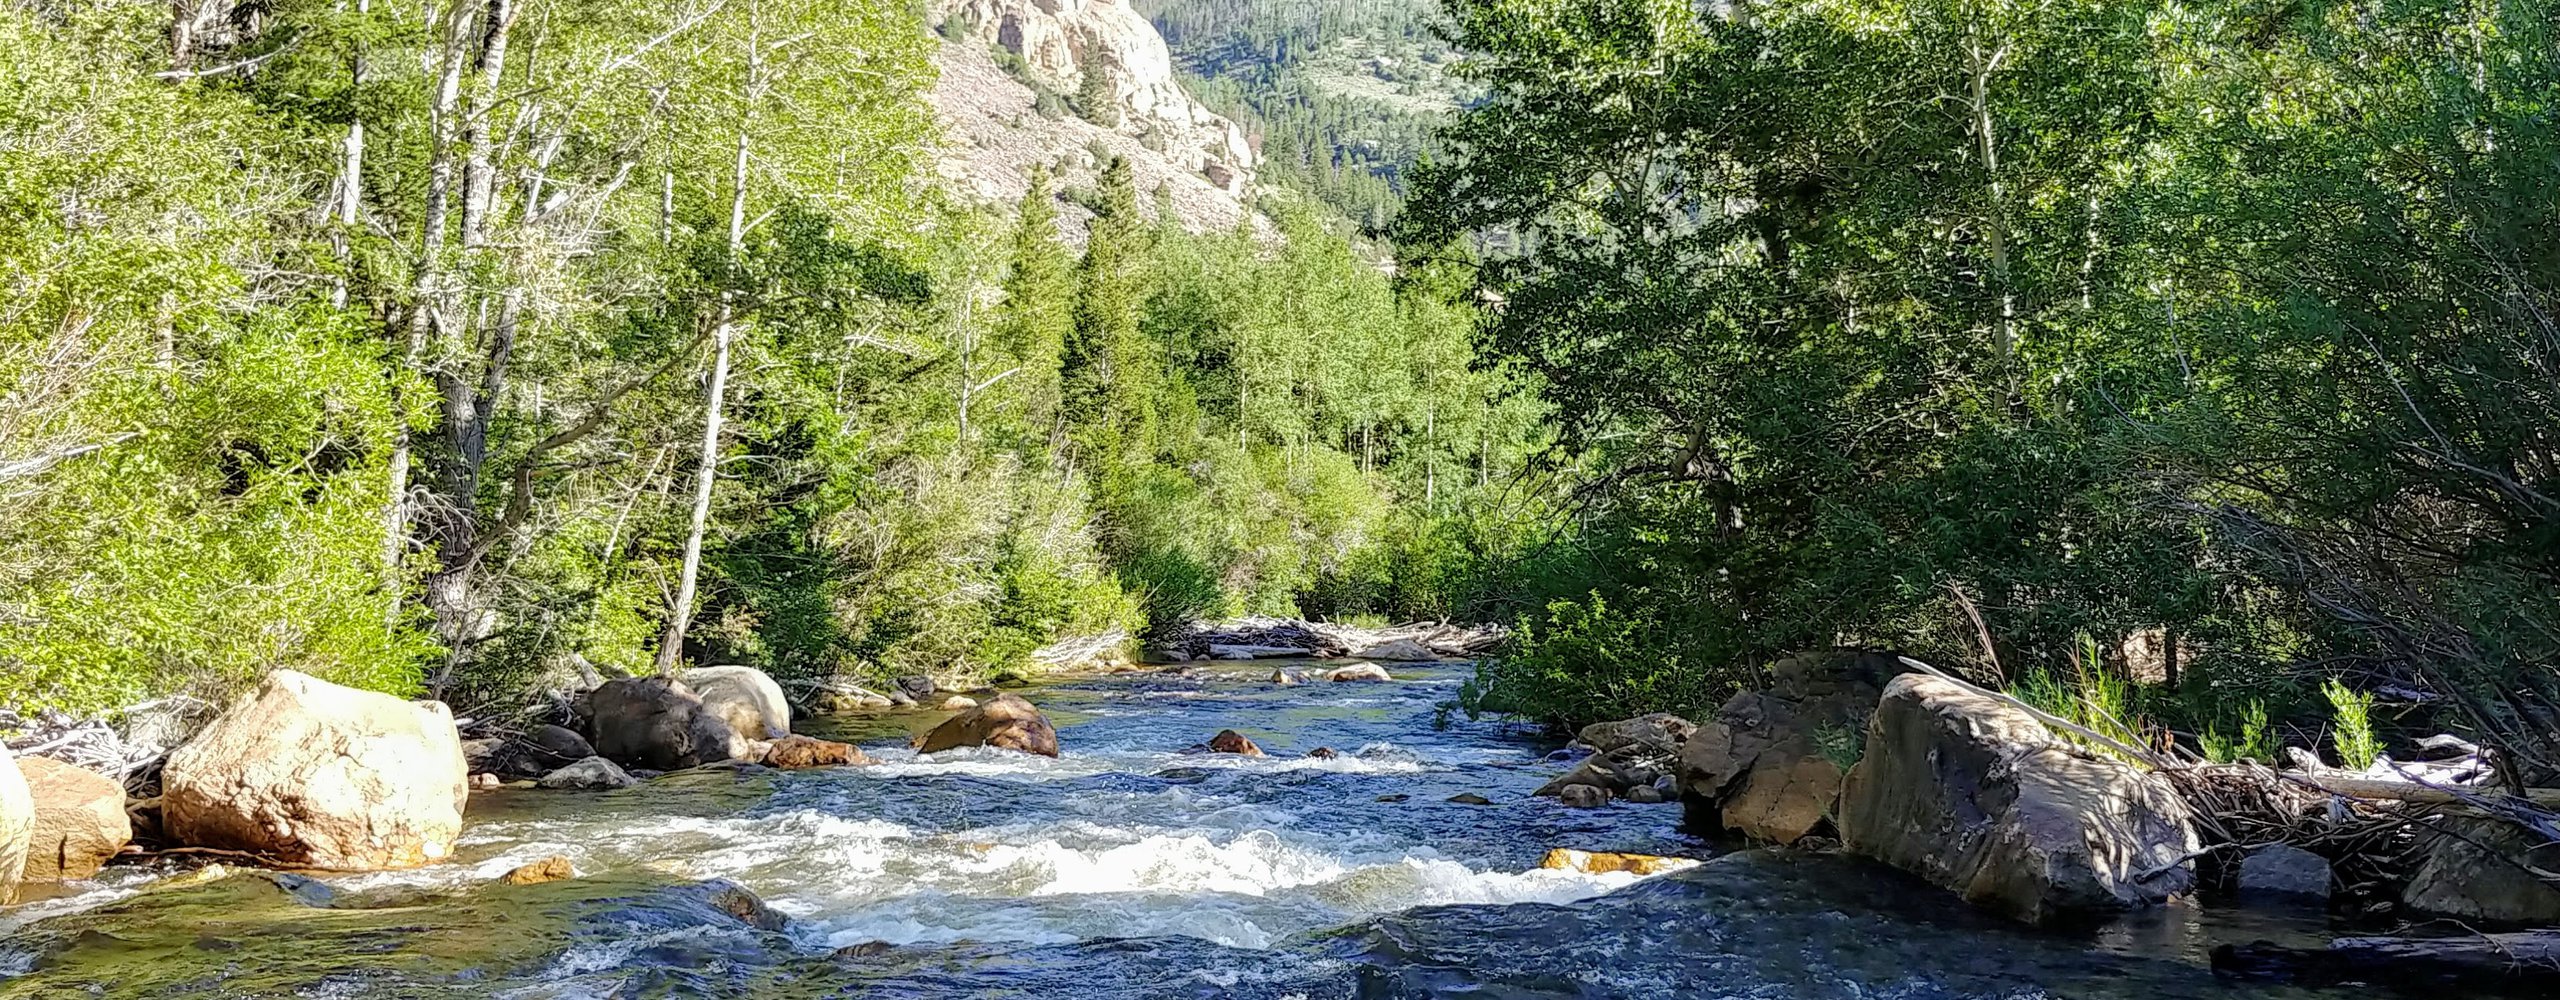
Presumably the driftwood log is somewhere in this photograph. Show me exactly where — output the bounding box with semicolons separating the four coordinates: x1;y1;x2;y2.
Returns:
1158;617;1507;661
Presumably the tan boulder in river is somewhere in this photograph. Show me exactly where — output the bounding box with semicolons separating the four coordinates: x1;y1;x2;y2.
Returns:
0;745;31;903
162;669;469;870
16;755;131;881
915;693;1059;757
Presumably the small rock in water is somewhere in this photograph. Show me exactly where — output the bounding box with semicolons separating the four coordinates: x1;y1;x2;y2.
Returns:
1327;662;1393;683
1207;730;1263;756
1154;767;1213;784
1539;848;1699;876
1376;794;1410;803
833;941;896;959
1559;784;1611;809
939;695;979;711
762;735;870;769
1305;747;1339;759
1624;784;1666;804
1447;792;1492;805
470;772;501;791
1271;670;1296;686
538;756;637;791
706;881;788;931
504;855;575;885
892;675;937;703
2237;844;2332;902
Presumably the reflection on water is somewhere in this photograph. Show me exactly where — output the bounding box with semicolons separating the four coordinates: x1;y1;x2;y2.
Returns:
0;663;2360;998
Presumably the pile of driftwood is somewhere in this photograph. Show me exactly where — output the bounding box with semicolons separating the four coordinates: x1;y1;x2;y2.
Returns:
1151;616;1507;661
0;698;210;795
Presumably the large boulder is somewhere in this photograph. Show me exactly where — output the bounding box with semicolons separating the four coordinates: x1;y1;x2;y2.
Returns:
914;693;1060;757
162;669;469;870
1838;673;2199;926
681;665;792;741
588;676;746;770
0;746;30;904
2402;815;2560;924
16;756;131;881
1680;651;1907;845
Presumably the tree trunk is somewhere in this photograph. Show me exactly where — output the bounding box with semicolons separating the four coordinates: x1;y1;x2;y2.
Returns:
655;125;753;674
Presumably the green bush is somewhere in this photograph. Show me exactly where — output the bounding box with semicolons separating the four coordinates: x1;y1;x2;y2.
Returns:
1456;593;1737;730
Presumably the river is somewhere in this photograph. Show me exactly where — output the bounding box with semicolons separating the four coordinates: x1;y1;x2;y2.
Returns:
0;661;2353;998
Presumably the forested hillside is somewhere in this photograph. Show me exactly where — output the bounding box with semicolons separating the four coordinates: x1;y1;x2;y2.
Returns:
1405;0;2560;772
0;0;1540;717
1136;0;1476;226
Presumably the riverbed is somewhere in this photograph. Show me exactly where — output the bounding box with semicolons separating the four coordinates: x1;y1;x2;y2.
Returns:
0;662;2352;998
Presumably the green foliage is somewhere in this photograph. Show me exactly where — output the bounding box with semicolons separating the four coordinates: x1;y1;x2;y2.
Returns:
1812;722;1864;773
1457;594;1737;729
2200;700;2277;765
2323;679;2381;771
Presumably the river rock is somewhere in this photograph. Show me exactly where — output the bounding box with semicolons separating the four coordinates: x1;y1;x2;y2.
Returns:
1207;730;1263;756
504;855;576;885
1625;783;1667;804
588;676;745;770
16;756;131;881
527;724;596;763
2236;844;2331;902
1327;663;1393;683
914;693;1060;757
1540;848;1700;876
1838;673;2199;926
0;746;30;903
1578;713;1695;755
1558;784;1610;809
538;756;637;790
803;678;894;713
763;735;870;768
1211;644;1315;659
1270;670;1297;685
1681;651;1908;845
162;669;469;870
2403;815;2560;923
939;695;979;711
1352;638;1439;662
681;665;792;741
1306;747;1338;759
2214;929;2560;993
892;675;937;703
1449;792;1492;805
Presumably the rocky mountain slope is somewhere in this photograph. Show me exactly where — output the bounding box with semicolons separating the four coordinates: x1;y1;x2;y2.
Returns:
928;0;1263;240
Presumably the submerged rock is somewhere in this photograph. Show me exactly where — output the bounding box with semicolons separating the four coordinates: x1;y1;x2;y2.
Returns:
1539;848;1699;876
2236;844;2331;902
0;746;30;903
588;676;744;771
1558;784;1610;809
762;735;870;769
162;669;469;870
1838;673;2199;926
504;855;576;885
681;666;792;741
1624;784;1667;804
939;695;980;711
16;755;131;881
1327;662;1393;683
1207;730;1263;756
1448;792;1492;805
539;756;638;790
914;693;1060;757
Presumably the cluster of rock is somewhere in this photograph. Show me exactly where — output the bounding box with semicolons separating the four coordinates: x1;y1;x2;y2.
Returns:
1533;713;1690;808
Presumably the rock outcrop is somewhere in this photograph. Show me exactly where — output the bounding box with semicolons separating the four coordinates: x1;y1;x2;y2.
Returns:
681;665;792;741
0;746;31;903
16;755;131;881
1680;651;1906;845
587;676;746;771
915;693;1060;757
928;0;1260;241
2402;815;2560;924
1838;674;2199;926
162;670;469;870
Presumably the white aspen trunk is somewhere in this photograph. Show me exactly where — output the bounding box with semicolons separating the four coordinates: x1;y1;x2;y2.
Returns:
1968;36;2014;360
387;0;474;593
656;123;752;674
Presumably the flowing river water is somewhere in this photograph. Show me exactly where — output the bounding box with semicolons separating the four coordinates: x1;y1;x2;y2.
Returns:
0;661;2359;998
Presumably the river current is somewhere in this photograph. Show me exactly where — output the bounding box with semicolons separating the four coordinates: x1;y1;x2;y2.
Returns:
0;661;2352;998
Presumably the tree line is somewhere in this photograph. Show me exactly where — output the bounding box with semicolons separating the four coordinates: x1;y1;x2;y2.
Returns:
0;0;1539;718
1402;0;2560;772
